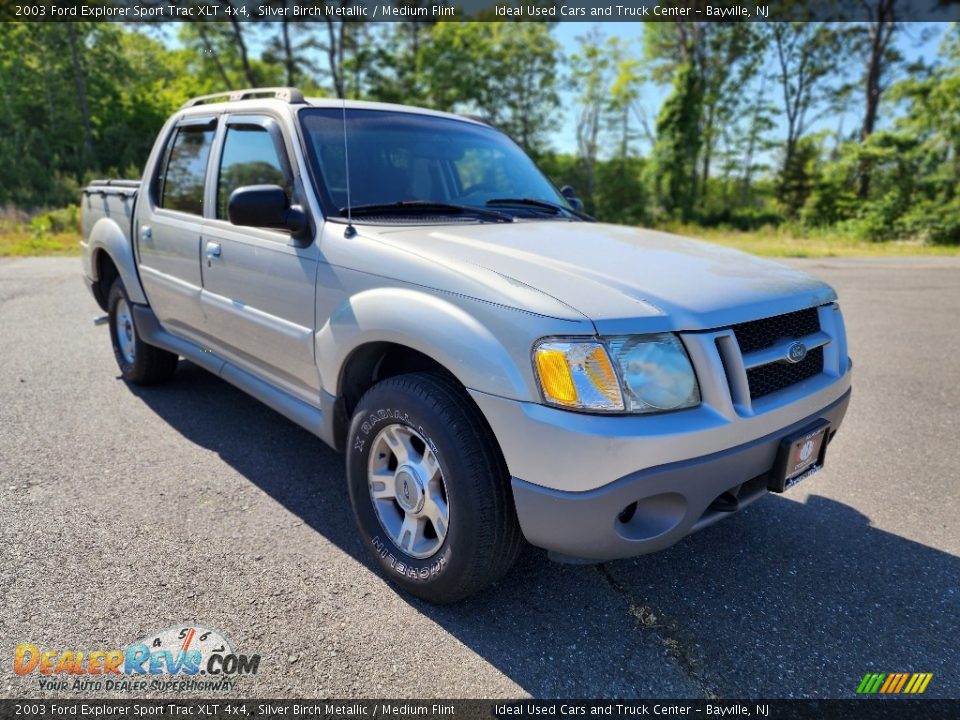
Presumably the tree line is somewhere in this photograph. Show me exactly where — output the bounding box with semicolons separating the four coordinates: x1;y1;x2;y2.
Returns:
1;15;958;244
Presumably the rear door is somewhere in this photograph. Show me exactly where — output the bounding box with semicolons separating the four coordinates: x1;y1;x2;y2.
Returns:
199;114;320;401
137;116;216;342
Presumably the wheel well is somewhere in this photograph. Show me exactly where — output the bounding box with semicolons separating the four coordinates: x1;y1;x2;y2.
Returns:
93;250;119;312
333;343;449;450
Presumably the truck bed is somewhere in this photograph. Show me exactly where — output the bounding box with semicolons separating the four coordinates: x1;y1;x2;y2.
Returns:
81;179;140;243
80;179;142;310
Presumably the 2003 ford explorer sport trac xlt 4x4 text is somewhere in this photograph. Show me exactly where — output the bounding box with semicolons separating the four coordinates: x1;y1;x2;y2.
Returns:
80;88;851;603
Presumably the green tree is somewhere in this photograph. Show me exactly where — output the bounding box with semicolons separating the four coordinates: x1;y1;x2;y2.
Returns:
800;26;960;245
644;23;764;203
362;22;435;105
419;23;561;155
651;63;703;221
0;22;218;207
607;37;645;161
842;1;930;197
768;22;843;216
569;30;612;212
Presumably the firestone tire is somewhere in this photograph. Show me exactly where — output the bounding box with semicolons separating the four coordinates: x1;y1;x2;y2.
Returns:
346;371;523;603
107;278;178;385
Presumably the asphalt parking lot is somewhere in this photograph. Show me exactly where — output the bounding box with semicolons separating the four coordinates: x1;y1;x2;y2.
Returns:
1;255;958;699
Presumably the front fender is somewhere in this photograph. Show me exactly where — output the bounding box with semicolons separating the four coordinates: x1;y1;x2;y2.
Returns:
86;216;147;305
316;287;537;402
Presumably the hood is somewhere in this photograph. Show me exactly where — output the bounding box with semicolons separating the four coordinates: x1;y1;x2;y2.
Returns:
367;221;837;333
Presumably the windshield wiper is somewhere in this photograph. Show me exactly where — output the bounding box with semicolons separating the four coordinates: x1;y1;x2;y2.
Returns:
486;197;593;221
337;200;513;223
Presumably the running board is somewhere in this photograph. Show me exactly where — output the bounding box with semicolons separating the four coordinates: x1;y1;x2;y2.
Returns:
132;304;334;446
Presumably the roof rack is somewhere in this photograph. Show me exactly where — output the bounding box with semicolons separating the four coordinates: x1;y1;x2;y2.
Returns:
462;114;495;127
88;179;141;188
180;87;306;109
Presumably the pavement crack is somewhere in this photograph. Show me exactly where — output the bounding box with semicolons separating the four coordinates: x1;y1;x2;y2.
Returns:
598;563;718;699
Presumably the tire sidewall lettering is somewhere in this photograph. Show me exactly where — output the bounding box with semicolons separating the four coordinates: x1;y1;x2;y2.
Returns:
371;535;447;581
353;407;439;462
351;404;449;583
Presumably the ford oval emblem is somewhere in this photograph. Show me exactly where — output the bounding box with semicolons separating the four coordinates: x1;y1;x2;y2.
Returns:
787;341;808;364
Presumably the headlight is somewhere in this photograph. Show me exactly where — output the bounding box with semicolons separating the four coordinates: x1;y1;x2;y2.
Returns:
533;340;624;411
606;334;700;412
533;334;700;414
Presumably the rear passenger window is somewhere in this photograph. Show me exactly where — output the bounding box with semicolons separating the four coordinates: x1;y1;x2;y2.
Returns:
160;126;215;215
217;126;291;220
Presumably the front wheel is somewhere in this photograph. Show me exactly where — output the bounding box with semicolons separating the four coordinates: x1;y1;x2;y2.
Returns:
107;278;178;385
346;372;522;603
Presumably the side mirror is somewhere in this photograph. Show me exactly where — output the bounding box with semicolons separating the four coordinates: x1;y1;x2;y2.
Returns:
228;185;306;233
560;185;584;212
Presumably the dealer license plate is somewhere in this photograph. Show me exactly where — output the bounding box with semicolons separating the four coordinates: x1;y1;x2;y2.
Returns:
769;420;830;493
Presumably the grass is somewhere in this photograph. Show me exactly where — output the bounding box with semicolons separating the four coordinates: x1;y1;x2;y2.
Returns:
1;223;958;259
0;207;82;257
663;224;960;258
0;229;82;257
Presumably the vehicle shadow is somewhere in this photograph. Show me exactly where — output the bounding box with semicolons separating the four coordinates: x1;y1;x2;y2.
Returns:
131;361;959;699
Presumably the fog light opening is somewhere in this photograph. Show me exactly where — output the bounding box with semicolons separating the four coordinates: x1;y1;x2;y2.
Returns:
617;502;638;524
614;492;687;542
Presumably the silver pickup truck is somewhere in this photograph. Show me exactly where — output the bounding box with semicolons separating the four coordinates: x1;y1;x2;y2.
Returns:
81;87;851;603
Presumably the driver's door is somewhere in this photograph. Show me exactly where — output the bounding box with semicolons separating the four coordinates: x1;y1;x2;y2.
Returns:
199;114;320;401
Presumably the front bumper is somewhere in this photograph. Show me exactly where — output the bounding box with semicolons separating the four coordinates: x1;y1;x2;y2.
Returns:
508;389;850;560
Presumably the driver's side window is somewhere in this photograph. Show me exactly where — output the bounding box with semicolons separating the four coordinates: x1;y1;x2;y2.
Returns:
217;125;292;220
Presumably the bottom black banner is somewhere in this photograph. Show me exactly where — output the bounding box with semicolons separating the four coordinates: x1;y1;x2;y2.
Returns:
0;700;956;720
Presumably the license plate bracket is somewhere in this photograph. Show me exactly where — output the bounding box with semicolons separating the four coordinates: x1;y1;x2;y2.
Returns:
769;419;830;493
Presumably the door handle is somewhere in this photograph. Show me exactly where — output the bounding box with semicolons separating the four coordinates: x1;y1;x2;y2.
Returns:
205;242;221;259
141;225;152;241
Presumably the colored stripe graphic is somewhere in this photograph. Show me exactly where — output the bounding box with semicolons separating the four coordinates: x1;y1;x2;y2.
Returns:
886;673;901;693
857;673;887;695
893;673;910;693
905;673;933;694
857;672;932;694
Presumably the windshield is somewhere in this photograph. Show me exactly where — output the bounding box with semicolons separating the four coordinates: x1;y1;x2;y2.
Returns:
299;108;572;221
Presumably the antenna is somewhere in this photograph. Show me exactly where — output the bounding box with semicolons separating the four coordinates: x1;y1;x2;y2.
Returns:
341;97;356;238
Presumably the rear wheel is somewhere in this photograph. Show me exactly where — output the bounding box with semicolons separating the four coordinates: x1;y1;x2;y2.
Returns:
346;372;522;603
107;278;178;385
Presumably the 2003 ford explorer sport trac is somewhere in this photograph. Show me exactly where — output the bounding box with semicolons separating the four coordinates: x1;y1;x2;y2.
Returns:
80;88;852;603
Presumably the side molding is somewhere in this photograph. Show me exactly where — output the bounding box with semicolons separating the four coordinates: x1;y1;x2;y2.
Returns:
133;305;337;447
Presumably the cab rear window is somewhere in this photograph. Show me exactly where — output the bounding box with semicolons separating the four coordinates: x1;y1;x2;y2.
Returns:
159;126;215;215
